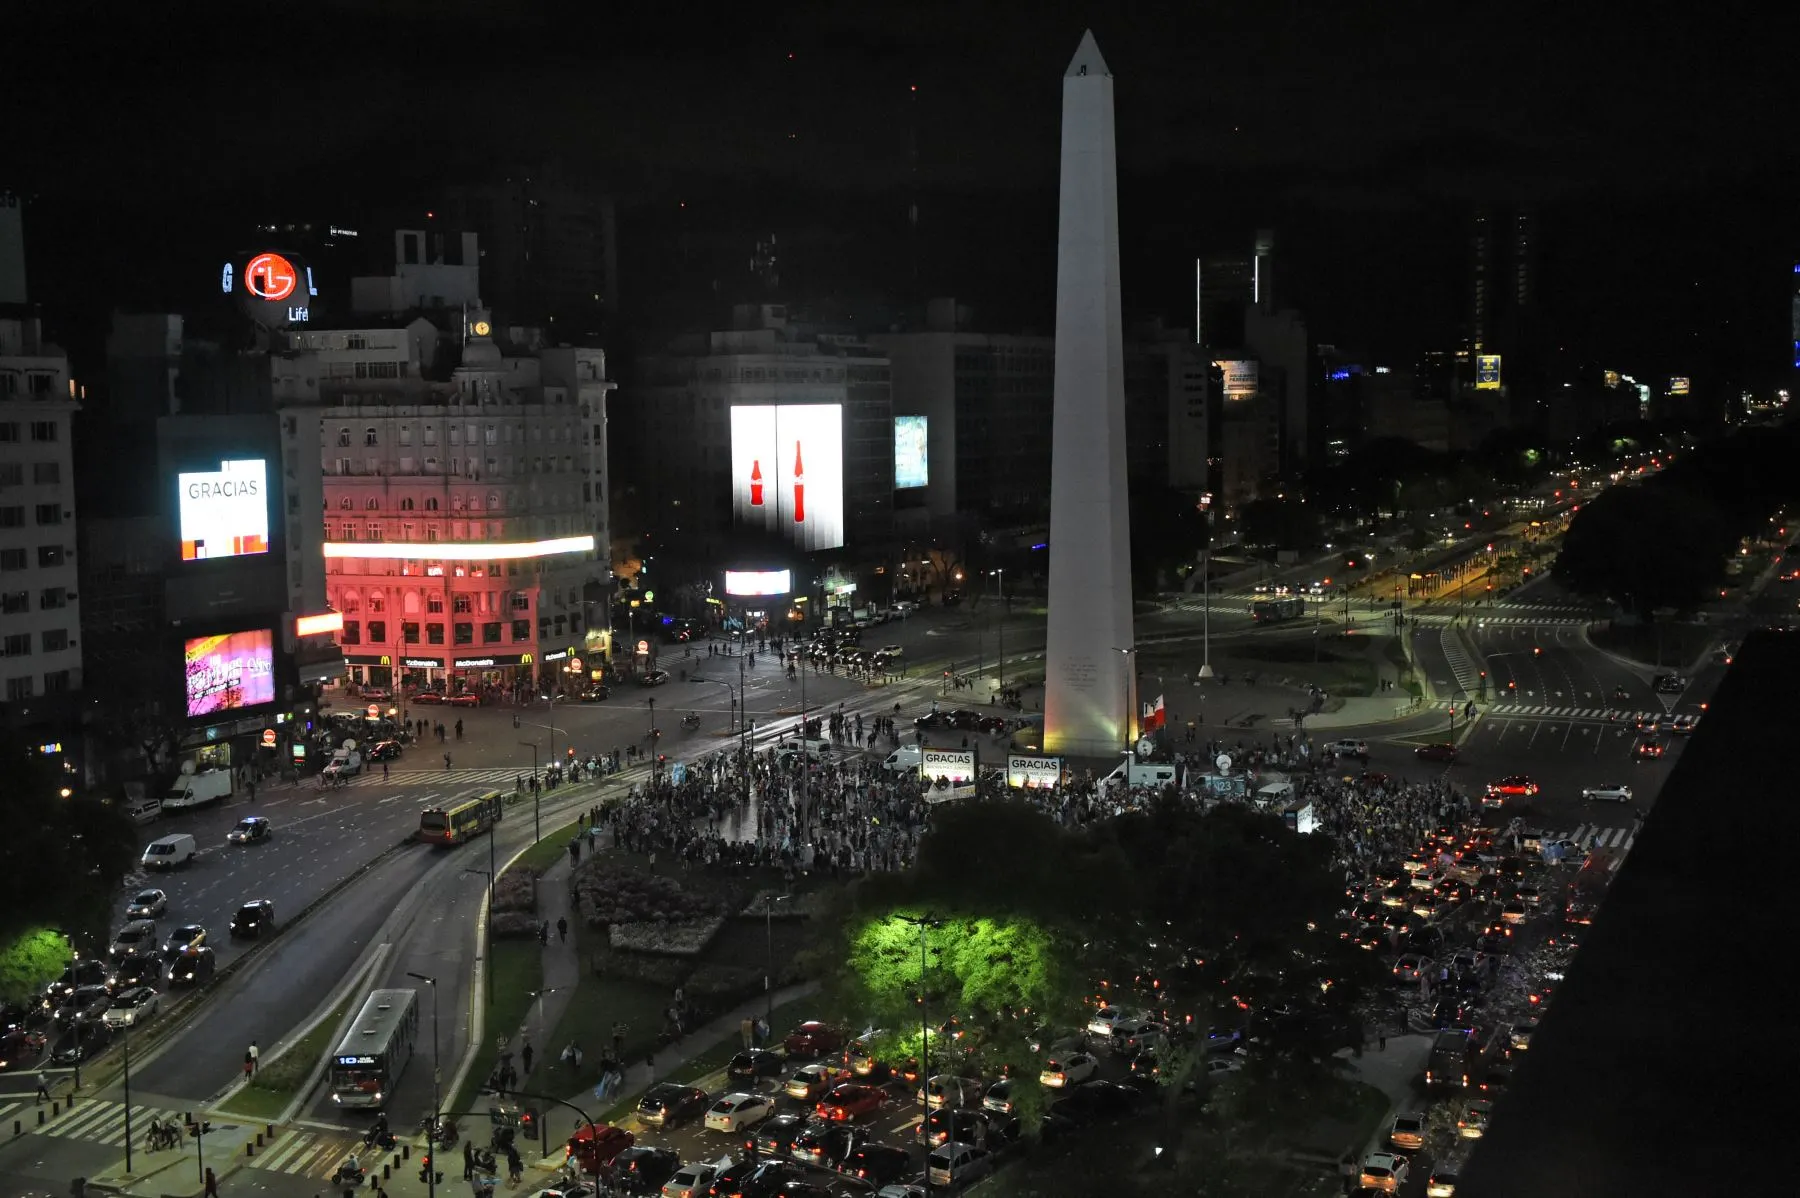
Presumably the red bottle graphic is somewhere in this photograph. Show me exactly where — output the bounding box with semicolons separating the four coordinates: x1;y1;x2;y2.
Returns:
792;441;806;523
750;459;764;507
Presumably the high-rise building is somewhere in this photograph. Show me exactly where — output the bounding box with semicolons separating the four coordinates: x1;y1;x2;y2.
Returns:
275;311;614;696
440;173;617;343
1467;206;1539;366
0;314;82;729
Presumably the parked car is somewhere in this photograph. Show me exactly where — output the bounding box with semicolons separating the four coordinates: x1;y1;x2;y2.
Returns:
103;986;162;1028
42;960;106;1003
167;946;216;986
51;1021;111;1064
791;1123;870;1169
919;1075;985;1110
1414;743;1459;763
783;1021;843;1057
1388;1111;1426;1152
162;924;207;959
1361;1152;1410;1193
0;1028;49;1071
815;1083;885;1122
703;1092;773;1134
1038;1052;1098;1088
746;1113;810;1158
125;889;168;920
726;1048;787;1083
637;1083;709;1127
109;920;159;961
785;1063;853;1102
366;740;405;761
842;1144;913;1187
925;1142;994;1190
579;687;612;703
639;670;671;688
108;953;165;992
612;1146;681;1195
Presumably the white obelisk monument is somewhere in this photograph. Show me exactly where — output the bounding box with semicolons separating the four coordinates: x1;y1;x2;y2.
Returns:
1043;30;1136;760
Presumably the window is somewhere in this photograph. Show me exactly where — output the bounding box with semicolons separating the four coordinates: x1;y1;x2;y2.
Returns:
424;456;439;473
0;506;21;528
2;633;29;656
426;594;444;614
6;676;32;701
453;622;473;644
426;623;445;645
338;496;353;510
401;497;415;511
333;458;351;475
485;425;498;445
41;628;69;652
487;491;501;511
368;593;386;612
2;591;26;613
30;421;58;442
449;426;462;446
33;461;60;484
482;621;502;644
367;620;387;642
511;593;530;611
35;504;61;525
342;620;360;645
0;422;17;441
39;586;66;609
37;545;64;567
366;497;380;510
424;497;439;511
453;593;472;613
0;463;19;486
337;427;351;447
399;426;413;446
42;670;70;693
347;334;368;350
425;525;439;542
402;621;420;644
364;427;379;446
366;522;381;541
0;548;26;571
423;426;438;446
511;619;531;642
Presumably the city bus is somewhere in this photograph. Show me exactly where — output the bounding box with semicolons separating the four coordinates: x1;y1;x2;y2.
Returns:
329;988;420;1109
417;788;505;845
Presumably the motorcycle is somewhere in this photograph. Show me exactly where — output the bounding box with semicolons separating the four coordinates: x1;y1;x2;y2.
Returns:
470;1146;497;1174
363;1116;395;1151
331;1158;366;1188
681;713;701;730
417;1114;458;1147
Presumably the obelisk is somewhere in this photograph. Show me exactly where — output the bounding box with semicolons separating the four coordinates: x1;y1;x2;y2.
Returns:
1043;30;1136;760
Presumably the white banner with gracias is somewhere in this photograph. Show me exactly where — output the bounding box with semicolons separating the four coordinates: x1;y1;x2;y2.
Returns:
1007;754;1063;789
920;748;976;785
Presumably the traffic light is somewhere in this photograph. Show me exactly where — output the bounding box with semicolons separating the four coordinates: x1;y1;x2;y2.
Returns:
1533;646;1541;656
521;1109;539;1141
187;1121;210;1139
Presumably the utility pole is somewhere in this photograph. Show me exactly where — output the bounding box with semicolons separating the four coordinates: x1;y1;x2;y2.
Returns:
898;915;940;1196
1199;504;1214;679
407;973;441;1198
518;741;540;842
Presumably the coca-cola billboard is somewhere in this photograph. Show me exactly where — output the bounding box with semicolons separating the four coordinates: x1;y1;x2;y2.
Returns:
728;404;844;551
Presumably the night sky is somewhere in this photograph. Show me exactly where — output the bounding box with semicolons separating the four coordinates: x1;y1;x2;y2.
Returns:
9;0;1794;381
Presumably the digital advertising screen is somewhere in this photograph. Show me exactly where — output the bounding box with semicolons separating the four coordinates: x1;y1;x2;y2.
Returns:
178;458;270;561
893;415;929;489
724;569;794;597
1476;355;1503;390
184;629;276;718
920;748;976;785
1220;360;1259;399
729;404;844;551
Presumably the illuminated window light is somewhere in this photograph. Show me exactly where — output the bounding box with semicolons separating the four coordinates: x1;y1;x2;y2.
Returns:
322;535;596;561
295;611;345;637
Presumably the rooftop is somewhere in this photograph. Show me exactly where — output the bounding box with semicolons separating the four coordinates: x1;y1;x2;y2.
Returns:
1458;628;1800;1195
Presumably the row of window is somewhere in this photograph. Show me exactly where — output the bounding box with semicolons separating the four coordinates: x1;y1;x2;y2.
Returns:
332;423;587;448
325;455;585;477
1;587;69;614
338;591;529;616
328;517;584;543
2;628;71;657
0;545;67;570
5;671;72;701
342;619;537;647
0;461;61;486
0;375;58;398
0;503;64;527
0;420;61;442
336;493;504;512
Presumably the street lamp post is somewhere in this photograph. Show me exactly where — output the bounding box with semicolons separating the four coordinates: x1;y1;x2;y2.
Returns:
763;894;792;1023
898;915;941;1196
1111;646;1136;783
121;1022;133;1174
1199;506;1215;679
406;973;441;1198
647;698;657;778
991;569;1006;692
462;868;495;1011
518;741;540;842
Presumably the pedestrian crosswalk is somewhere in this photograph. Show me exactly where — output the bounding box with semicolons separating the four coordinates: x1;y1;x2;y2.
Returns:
1483;704;1664;722
289;766;530;790
1552;824;1636;852
1415;612;1589;627
247;1125;363;1177
1;1097;188;1148
1490;601;1598;616
1436;627;1486;697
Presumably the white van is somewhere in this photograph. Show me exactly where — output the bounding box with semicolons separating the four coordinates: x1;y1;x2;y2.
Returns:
775;737;832;764
142;834;197;870
126;796;164;824
882;745;924;773
1102;761;1181;789
1255;782;1296;807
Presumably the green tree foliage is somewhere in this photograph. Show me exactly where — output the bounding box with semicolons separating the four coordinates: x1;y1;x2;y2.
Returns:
1553;483;1734;614
0;928;71;1004
0;737;142;993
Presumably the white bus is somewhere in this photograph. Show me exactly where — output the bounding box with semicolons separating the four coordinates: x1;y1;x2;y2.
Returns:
329;988;420;1109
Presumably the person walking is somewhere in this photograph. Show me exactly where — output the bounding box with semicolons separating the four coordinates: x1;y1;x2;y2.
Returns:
556;916;568;942
248;1041;259;1074
463;1139;475;1180
521;1040;534;1076
34;1070;50;1103
382;760;389;780
538;920;549;945
203;1167;220;1198
444;752;452;770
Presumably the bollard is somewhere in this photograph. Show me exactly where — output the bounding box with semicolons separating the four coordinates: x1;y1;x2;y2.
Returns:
401;1144;409;1160
13;1119;19;1136
383;1163;391;1180
246;1142;254;1157
266;1123;274;1141
50;1102;58;1117
37;1110;45;1126
256;1131;264;1147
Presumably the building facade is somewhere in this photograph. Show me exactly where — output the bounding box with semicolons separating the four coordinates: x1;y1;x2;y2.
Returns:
276;313;613;695
0;315;81;723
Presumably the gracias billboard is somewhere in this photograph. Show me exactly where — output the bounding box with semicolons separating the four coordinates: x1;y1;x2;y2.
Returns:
178;458;270;561
729;404;844;551
184;628;276;718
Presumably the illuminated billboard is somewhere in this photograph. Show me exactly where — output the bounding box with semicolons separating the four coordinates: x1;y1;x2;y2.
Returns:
724;569;794;597
221;250;317;327
1669;376;1691;396
894;415;929;489
1603;370;1621;389
1476;355;1502;390
178;458;269;561
729;404;844;551
921;748;976;785
1219;360;1259;399
1007;754;1063;789
184;629;276;717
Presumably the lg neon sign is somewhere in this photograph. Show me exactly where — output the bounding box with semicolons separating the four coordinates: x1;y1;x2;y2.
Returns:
244;253;298;302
